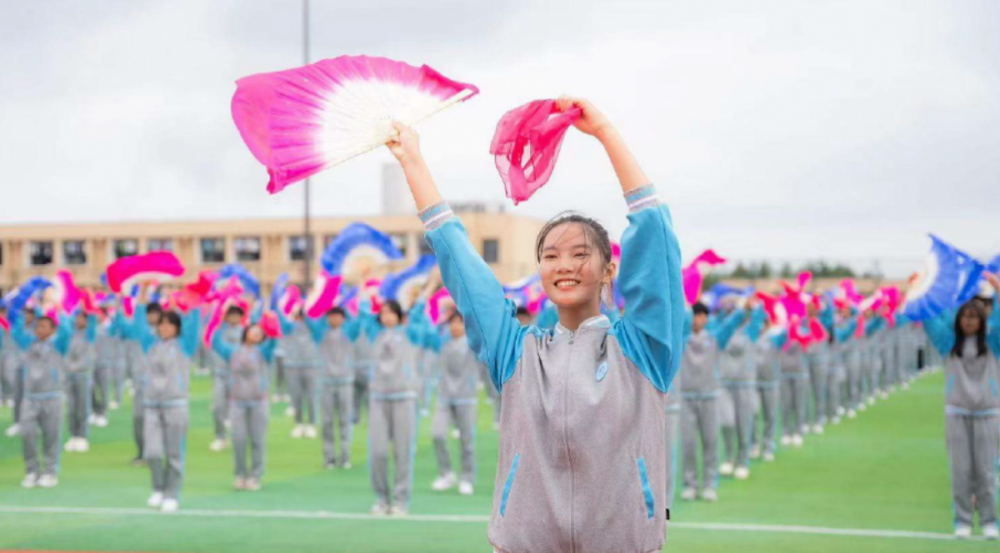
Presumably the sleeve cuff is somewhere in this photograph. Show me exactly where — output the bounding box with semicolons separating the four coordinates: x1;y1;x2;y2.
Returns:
419;202;455;230
624;185;660;213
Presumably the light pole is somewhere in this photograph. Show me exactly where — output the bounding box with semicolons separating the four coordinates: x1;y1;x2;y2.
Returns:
302;0;313;289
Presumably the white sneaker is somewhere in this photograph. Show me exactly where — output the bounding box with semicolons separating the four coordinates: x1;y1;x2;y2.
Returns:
95;416;109;428
88;414;98;425
78;439;90;452
369;502;389;516
902;382;910;390
792;434;804;448
836;407;846;417
21;473;39;488
749;445;761;460
847;409;857;419
831;416;841;425
734;466;750;480
38;474;58;488
879;391;889;400
109;401;119;410
432;472;457;491
984;525;999;540
160;499;179;513
450;428;460;439
224;419;231;430
342;462;352;470
245;478;261;492
285;407;295;418
388;505;409;517
858;402;867;412
681;487;697;501
6;423;21;437
954;524;972;539
147;492;164;508
64;438;78;452
700;489;718;502
780;435;792;446
719;462;734;476
763;451;775;462
867;397;875;406
291;425;304;439
458;481;474;496
234;477;247;490
812;424;824;435
209;439;227;452
304;425;318;439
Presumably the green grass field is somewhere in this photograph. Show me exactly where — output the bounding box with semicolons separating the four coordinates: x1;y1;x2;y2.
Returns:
0;369;993;552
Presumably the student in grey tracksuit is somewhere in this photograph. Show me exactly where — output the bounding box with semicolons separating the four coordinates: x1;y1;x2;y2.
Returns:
4;309;35;435
752;324;783;460
430;312;483;492
134;303;201;510
680;303;746;498
125;302;165;463
208;308;245;447
212;323;276;489
862;313;886;402
12;313;74;486
719;305;765;475
276;308;324;434
664;367;682;509
64;312;97;446
922;287;1000;538
91;312;122;421
778;324;809;442
827;313;858;421
318;307;356;468
351;322;377;425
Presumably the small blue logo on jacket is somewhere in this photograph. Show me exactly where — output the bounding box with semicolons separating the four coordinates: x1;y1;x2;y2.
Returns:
596;362;609;382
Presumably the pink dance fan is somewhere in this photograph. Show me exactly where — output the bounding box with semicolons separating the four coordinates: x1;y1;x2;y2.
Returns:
106;252;185;294
428;287;453;325
490;99;581;205
304;272;343;319
681;249;728;305
51;270;84;314
232;55;480;194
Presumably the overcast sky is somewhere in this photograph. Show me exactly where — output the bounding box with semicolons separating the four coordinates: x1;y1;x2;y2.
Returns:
1;0;997;277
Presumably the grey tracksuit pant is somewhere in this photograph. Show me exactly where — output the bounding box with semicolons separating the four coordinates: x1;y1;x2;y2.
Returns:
681;396;718;491
133;387;145;457
321;382;354;465
231;400;268;480
946;414;1000;528
721;384;755;468
22;397;63;476
806;352;827;425
755;382;780;454
92;362;112;417
288;369;318;425
65;373;92;438
369;398;417;507
213;372;231;440
353;363;372;425
144;404;188;500
782;376;809;436
432;401;477;484
665;406;680;509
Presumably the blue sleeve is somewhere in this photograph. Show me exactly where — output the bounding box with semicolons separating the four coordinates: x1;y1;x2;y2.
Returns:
353;300;381;342
988;296;1000;358
744;307;766;343
276;309;295;337
770;328;788;349
54;315;74;355
179;310;201;359
610;196;685;393
682;309;692;341
820;302;835;335
922;311;955;357
710;308;748;351
835;319;857;343
85;314;98;343
132;305;158;353
424;210;529;393
305;315;327;345
865;315;885;337
260;339;277;364
536;306;559;330
342;314;361;342
212;329;236;362
10;313;35;350
405;301;429;347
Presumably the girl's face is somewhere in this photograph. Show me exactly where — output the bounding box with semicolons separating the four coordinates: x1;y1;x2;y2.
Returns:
245;326;264;345
960;308;982;337
380;309;400;329
539;223;613;311
448;316;465;339
158;319;178;340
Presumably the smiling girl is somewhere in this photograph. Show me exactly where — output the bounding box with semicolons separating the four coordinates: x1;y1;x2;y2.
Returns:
388;96;684;553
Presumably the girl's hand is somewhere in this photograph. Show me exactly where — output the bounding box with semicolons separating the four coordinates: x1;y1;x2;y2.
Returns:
387;121;423;168
985;272;1000;292
555;96;613;138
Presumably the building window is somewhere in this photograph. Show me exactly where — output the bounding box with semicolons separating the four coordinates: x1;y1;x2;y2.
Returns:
235;237;261;262
483;239;500;264
113;239;139;259
390;233;408;257
63;240;87;265
0;242;4;266
289;235;312;262
201;237;226;263
30;241;54;266
324;234;338;248
147;238;173;252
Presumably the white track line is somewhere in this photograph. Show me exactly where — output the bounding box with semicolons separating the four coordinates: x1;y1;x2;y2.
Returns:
0;505;969;541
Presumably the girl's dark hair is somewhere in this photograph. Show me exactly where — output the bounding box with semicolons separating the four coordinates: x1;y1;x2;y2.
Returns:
515;306;531;318
448;311;464;324
379;300;404;325
952;300;987;358
241;324;263;344
161;311;182;334
692;302;710;316
147;303;164;317
327;307;347;318
534;212;615;306
225;305;246;318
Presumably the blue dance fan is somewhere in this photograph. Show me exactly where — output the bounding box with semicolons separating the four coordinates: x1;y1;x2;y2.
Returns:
901;234;961;321
381;254;437;309
335;284;358;308
503;274;542;307
703;283;754;312
218;263;261;299
269;273;290;311
953;246;985;305
321;223;403;277
7;276;52;317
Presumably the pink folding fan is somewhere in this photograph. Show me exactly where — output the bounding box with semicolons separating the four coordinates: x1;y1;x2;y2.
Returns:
232;55;479;194
106;252;185;294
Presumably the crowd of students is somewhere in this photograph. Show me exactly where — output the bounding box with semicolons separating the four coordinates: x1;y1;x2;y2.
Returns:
1;97;997;550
